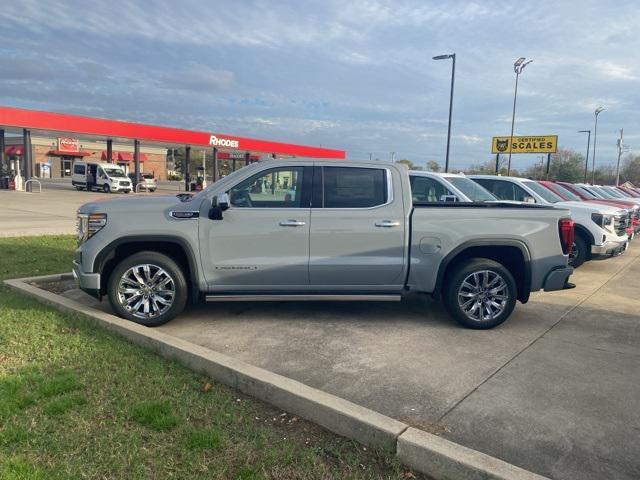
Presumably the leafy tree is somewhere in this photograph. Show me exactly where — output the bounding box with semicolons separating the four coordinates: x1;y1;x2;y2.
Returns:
426;160;441;172
465;155;516;176
621;154;640;185
396;159;422;170
521;148;585;182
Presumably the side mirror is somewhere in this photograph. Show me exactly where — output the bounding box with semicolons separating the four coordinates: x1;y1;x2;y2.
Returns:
217;192;230;211
523;196;536;204
441;194;458;203
208;193;230;220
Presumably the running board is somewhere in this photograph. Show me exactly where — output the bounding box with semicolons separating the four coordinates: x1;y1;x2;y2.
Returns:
205;294;402;302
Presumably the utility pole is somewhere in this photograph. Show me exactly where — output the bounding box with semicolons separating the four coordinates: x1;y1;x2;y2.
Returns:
615;128;629;186
432;53;456;172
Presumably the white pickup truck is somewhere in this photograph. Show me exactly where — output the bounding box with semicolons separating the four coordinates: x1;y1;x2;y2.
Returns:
470;175;630;267
73;161;574;329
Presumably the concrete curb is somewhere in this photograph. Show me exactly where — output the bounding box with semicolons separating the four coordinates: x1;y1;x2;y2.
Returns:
4;275;551;480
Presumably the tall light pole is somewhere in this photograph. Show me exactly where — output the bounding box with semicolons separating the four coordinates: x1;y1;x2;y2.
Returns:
507;57;533;175
578;130;591;183
433;53;455;172
592;106;604;184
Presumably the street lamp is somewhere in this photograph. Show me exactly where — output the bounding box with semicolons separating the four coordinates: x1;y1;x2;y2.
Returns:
578;130;591;183
432;53;456;172
507;57;533;175
592;106;604;184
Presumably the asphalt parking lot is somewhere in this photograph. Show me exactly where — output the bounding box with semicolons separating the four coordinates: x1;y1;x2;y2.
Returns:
0;179;181;236
54;242;640;480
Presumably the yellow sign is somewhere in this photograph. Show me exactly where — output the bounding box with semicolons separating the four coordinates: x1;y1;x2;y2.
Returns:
491;135;558;154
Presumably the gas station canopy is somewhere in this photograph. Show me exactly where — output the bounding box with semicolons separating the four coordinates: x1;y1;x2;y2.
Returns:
0;106;345;159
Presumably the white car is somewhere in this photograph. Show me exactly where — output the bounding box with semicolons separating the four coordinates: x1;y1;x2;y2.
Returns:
72;161;132;194
470;175;629;268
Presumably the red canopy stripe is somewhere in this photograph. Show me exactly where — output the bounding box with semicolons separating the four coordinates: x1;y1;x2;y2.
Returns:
0;106;345;159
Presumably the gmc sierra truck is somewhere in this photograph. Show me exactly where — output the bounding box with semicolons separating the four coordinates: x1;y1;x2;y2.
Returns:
73;160;574;329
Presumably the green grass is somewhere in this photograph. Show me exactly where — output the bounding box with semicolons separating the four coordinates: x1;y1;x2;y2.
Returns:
0;235;421;479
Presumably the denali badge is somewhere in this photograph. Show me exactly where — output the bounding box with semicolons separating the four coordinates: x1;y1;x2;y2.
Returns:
209;135;239;148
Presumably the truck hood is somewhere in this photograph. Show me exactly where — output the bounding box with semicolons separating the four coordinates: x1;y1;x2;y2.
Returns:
78;194;199;214
556;201;626;215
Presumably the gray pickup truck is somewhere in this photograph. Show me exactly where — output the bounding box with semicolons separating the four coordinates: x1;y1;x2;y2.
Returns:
74;160;574;329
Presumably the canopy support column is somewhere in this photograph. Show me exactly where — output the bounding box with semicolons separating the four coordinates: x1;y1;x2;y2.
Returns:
212;147;218;182
23;129;32;192
106;139;113;163
133;140;140;191
184;146;191;191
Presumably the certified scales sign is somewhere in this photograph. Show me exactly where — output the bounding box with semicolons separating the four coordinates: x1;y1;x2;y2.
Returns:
492;135;558;154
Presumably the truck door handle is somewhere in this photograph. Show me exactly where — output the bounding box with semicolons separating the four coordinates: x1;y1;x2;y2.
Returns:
375;220;401;228
279;219;306;227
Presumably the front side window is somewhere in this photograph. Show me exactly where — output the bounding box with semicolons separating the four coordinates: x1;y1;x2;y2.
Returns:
229;167;305;208
73;164;85;175
523;181;562;203
409;176;455;202
322;167;387;208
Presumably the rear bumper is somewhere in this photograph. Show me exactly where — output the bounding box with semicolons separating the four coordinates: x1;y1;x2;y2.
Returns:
591;240;628;258
543;266;574;292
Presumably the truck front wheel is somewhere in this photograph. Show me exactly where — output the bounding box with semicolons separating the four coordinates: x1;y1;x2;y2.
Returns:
107;251;188;327
443;258;517;329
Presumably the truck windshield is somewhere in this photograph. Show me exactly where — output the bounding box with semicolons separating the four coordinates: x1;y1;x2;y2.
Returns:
574;185;598;198
447;177;496;201
103;168;127;178
548;183;580;201
523;181;563;203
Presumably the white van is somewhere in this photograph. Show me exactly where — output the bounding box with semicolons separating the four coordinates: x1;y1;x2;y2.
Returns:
72;162;132;193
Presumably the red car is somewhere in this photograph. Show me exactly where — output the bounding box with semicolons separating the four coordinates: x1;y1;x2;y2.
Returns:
538;181;638;236
617;185;640;197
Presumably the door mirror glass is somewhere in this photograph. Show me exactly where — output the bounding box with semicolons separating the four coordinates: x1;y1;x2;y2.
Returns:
217;192;230;211
523;196;536;204
440;194;458;202
208;193;230;220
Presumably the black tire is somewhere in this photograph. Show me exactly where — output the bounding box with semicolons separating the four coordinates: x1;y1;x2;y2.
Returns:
103;184;111;193
149;189;156;193
75;186;84;191
442;258;517;329
569;234;588;268
124;190;131;194
107;251;188;327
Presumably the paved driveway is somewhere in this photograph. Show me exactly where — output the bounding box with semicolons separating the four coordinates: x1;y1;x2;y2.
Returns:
61;243;640;480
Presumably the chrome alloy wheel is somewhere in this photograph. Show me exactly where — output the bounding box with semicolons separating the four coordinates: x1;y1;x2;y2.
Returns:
117;264;175;320
457;270;509;322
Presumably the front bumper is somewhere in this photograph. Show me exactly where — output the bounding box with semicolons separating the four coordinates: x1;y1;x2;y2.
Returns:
72;259;101;298
591;240;628;258
543;266;574;292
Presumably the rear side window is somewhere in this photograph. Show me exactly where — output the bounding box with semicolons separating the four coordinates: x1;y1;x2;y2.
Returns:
321;167;387;208
409;176;454;202
73;164;85;175
474;179;530;202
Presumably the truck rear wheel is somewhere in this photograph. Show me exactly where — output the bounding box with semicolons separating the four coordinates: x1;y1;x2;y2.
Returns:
443;258;516;329
107;251;188;327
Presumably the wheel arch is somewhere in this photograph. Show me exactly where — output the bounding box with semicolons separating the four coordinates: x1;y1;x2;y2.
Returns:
434;240;531;303
94;235;200;301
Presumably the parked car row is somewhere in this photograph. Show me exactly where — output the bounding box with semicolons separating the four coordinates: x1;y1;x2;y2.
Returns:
408;171;637;269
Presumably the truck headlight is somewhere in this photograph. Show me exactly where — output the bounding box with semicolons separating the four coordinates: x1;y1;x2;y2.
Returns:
591;213;613;229
76;213;107;244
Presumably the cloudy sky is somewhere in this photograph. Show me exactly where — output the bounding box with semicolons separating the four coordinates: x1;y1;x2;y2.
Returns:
1;0;638;169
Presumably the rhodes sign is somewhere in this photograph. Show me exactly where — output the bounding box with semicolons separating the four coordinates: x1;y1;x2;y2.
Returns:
492;135;558;154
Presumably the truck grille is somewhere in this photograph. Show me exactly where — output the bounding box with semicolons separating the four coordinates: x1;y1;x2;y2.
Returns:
119;181;130;186
614;214;629;236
